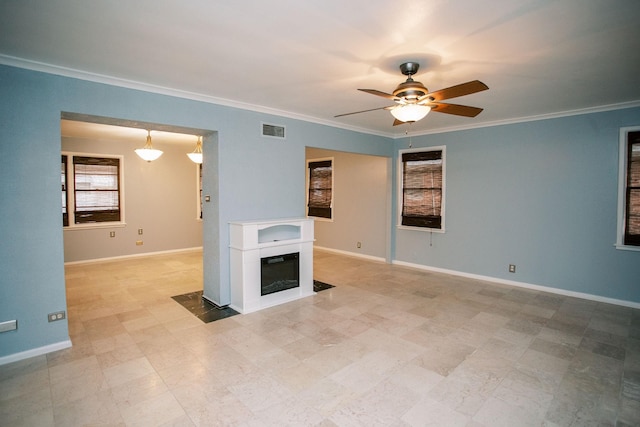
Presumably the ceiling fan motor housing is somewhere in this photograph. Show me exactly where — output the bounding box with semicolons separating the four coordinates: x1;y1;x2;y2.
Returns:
393;79;428;100
394;62;428;101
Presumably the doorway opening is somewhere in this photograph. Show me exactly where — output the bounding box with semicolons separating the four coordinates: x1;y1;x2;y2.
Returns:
60;112;217;325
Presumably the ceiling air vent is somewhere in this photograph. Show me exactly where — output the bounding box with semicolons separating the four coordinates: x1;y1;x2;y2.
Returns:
262;123;286;139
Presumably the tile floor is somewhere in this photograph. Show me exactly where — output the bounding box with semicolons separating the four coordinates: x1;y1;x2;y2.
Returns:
1;249;639;426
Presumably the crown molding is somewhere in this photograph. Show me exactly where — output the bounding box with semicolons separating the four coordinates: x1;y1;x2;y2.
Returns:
3;54;638;141
394;100;640;138
0;55;393;138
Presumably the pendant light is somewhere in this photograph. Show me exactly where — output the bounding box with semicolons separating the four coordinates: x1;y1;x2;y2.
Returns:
390;104;431;123
135;130;163;162
187;136;203;164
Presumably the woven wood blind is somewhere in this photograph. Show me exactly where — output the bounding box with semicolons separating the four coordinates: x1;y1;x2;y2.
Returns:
401;150;442;229
625;131;640;245
308;160;332;219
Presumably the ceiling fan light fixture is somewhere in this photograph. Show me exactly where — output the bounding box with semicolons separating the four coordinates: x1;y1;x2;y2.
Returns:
187;136;203;164
390;104;431;123
135;130;163;162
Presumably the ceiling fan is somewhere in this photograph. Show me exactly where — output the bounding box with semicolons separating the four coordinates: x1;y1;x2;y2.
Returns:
335;62;489;126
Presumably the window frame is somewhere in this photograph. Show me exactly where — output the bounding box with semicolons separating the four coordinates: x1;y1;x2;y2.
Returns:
196;163;203;221
62;154;69;227
306;157;334;221
62;151;125;229
397;146;446;232
616;126;640;251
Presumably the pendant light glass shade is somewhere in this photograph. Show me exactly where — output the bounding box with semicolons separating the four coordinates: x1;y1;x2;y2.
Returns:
390;104;431;123
135;130;163;162
187;136;203;164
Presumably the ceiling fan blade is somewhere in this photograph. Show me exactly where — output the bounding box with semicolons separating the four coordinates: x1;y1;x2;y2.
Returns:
429;102;484;117
392;119;406;126
358;89;398;100
421;80;488;102
334;105;395;118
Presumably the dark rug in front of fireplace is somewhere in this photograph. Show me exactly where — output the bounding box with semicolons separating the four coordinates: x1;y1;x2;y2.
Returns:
313;280;335;292
171;291;239;323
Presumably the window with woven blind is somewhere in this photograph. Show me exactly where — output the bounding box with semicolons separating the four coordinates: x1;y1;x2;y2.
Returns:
624;131;640;246
62;155;69;226
307;159;332;219
400;148;444;230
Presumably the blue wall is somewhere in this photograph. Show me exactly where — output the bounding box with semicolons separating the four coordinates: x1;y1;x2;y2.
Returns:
0;65;391;359
1;62;638;361
392;109;640;303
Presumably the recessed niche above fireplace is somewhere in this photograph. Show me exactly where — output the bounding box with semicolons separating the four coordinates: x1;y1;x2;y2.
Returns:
229;218;314;314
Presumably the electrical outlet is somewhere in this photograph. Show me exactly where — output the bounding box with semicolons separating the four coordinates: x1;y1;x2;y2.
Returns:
48;311;66;322
138;228;143;235
357;242;362;248
109;231;116;238
508;264;516;273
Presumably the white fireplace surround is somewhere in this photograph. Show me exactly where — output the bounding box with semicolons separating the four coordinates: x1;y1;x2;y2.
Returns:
229;218;315;314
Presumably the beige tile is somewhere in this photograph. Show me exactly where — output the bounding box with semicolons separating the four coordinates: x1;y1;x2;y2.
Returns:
0;367;50;401
180;389;254;426
253;397;326;426
48;355;101;384
50;367;109;405
0;387;53;426
117;390;186;427
140;341;199;372
0;355;48;382
296;377;358;417
402;396;470;427
273;360;326;393
91;332;136;354
509;349;571;394
96;343;145;369
389;362;445;395
473;395;546;426
52;389;124;426
110;372;169;410
156;358;213;390
2;250;637;425
331;378;419;426
102;356;156;388
428;366;503;416
228;373;294;412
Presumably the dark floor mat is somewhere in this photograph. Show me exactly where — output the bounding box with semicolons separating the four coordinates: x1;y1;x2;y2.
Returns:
314;280;335;292
171;291;239;323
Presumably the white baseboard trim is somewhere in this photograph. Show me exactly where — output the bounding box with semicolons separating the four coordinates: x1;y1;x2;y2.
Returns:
64;247;203;266
0;339;72;366
314;246;386;263
392;260;640;310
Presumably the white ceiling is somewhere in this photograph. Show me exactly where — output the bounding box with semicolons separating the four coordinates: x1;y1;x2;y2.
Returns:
2;0;640;138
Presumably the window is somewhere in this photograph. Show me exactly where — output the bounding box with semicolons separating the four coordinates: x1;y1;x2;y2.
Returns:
198;163;203;220
62;153;123;226
399;147;445;230
307;158;333;219
61;155;68;226
617;128;640;248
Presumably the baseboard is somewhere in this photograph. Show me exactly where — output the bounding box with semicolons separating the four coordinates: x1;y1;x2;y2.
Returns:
392;260;640;310
64;247;203;266
314;246;386;263
0;339;72;366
